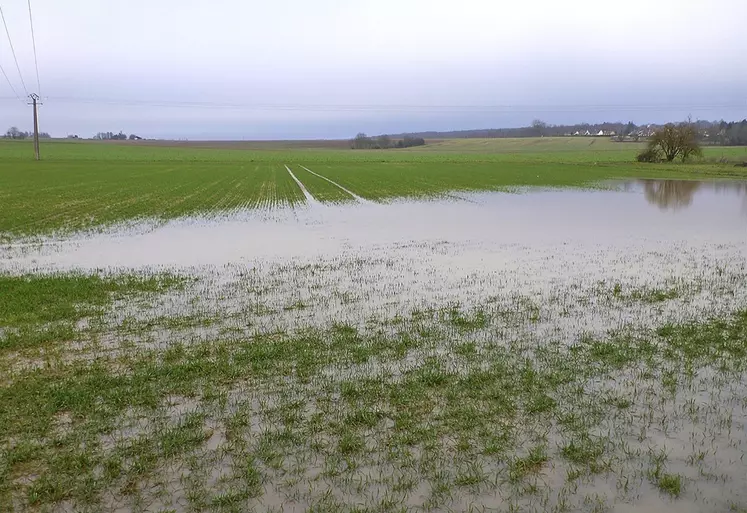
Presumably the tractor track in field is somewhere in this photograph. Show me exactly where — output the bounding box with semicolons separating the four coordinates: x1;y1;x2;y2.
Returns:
298;165;372;204
284;165;319;205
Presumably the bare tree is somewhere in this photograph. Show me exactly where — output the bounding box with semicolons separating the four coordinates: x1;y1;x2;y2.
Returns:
5;127;27;139
646;123;702;162
376;135;392;149
531;119;547;137
641;180;702;210
396;136;426;148
351;133;373;149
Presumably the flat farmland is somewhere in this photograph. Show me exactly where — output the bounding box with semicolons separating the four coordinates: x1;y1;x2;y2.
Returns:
1;139;746;237
3;138;747;513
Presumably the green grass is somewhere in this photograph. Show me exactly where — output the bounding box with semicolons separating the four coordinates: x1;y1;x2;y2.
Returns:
508;445;548;482
0;273;184;352
292;165;355;203
1;138;746;237
655;473;683;497
2;136;747;511
3;269;746;510
0;273;182;327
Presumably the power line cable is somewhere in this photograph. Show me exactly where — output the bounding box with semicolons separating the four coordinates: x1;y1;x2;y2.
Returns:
0;60;22;101
0;95;743;116
26;0;39;95
0;5;28;96
30;96;747;113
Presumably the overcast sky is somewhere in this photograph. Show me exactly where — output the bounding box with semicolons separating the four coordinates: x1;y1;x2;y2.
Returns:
0;0;746;139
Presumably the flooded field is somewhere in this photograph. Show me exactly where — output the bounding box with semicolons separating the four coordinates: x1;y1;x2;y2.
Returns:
4;179;747;268
2;178;747;513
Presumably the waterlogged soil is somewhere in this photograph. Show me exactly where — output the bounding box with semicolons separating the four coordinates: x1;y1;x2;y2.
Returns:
3;180;747;513
1;179;746;270
2;179;746;338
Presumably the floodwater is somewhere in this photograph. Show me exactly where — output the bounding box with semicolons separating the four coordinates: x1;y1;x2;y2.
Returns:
1;179;746;272
5;180;747;513
4;178;745;345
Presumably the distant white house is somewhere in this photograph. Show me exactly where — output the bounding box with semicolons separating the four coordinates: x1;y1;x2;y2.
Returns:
573;129;620;137
571;129;620;137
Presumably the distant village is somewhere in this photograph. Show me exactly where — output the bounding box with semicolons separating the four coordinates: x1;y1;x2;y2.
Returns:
394;119;747;146
565;120;747;145
566;125;658;140
567;126;656;139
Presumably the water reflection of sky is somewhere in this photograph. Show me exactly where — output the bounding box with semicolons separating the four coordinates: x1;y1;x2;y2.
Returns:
1;181;746;271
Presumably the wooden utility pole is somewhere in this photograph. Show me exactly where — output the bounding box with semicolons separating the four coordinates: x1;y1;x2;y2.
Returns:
28;93;40;160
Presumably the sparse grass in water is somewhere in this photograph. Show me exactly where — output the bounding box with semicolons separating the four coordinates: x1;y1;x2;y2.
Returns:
657;473;683;497
2;287;747;509
0;272;185;352
1;134;747;511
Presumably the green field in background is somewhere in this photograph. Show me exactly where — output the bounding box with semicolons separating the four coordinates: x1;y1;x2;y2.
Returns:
1;138;746;237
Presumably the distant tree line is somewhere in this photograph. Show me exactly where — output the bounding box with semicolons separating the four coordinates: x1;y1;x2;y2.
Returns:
701;120;747;146
94;131;127;140
92;131;143;141
4;129;145;141
351;133;425;149
387;119;747;146
386;122;641;140
4;126;51;139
